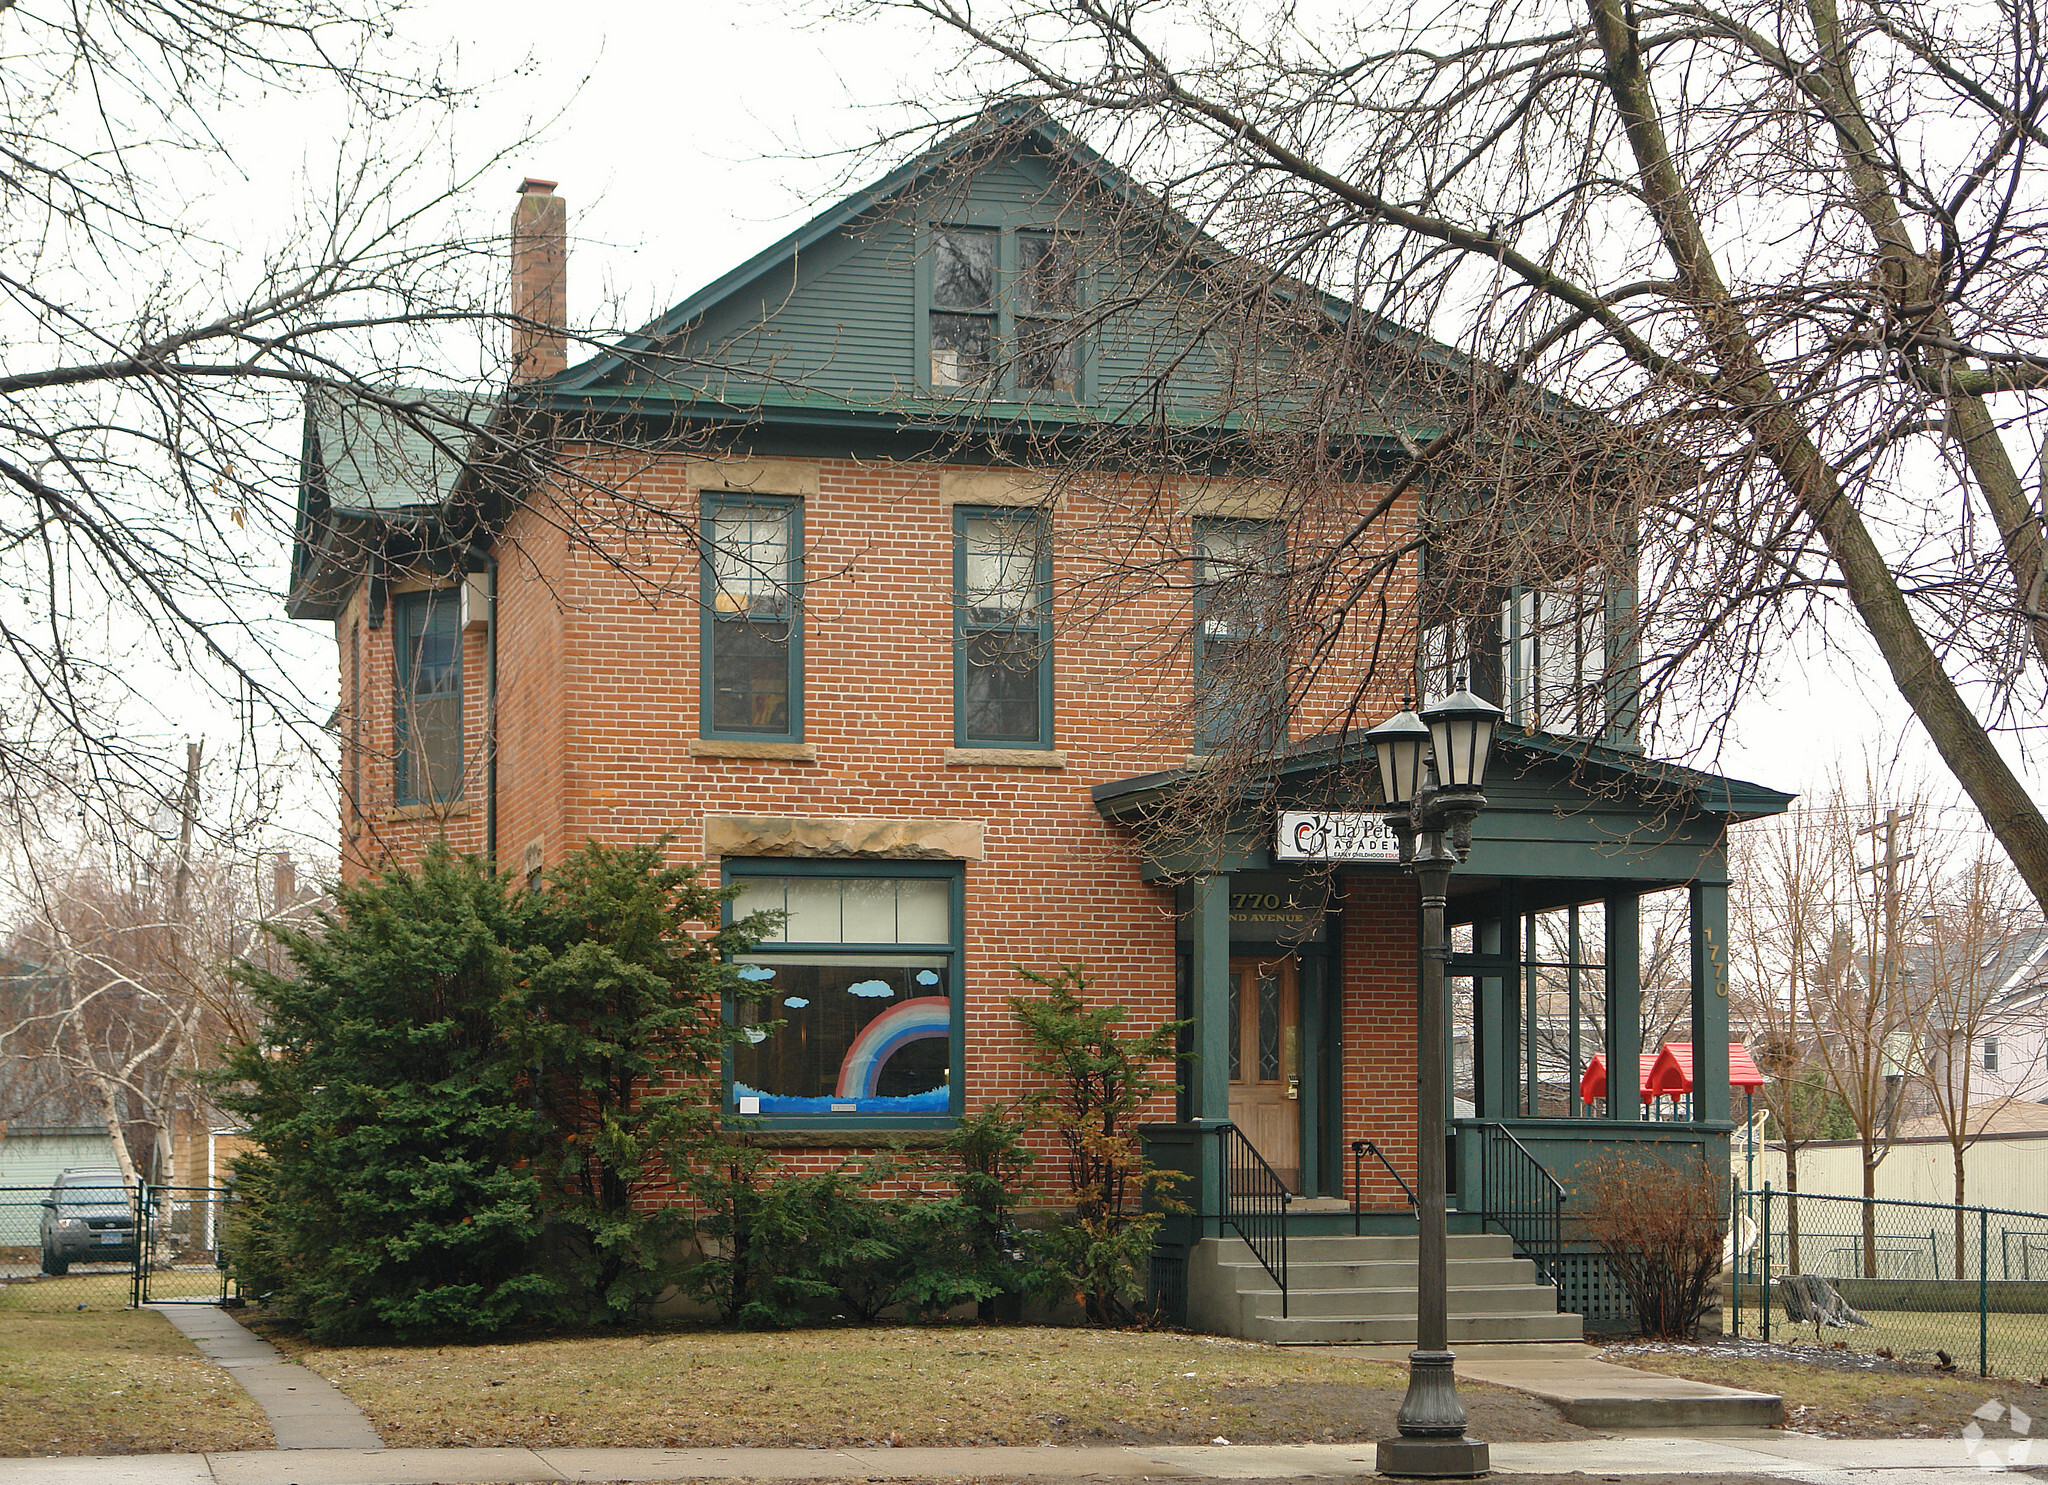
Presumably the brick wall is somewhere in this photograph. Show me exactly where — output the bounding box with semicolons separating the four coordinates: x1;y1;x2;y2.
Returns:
329;451;1426;1181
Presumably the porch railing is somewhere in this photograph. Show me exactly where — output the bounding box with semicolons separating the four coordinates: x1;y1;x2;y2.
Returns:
1473;1121;1567;1305
1350;1138;1418;1235
1215;1124;1292;1317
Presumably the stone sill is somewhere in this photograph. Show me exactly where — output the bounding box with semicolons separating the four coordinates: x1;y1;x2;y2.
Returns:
689;739;818;762
734;1128;953;1150
943;747;1065;768
384;801;470;822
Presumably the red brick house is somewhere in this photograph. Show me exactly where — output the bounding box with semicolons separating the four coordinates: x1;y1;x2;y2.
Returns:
288;114;1790;1338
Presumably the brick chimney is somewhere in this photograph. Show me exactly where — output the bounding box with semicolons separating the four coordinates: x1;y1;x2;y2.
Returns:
510;178;567;382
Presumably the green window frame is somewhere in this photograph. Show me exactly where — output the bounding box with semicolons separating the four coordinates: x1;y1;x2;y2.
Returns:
392;589;462;805
722;859;965;1130
1192;518;1284;753
700;493;803;741
953;506;1053;749
918;224;1085;399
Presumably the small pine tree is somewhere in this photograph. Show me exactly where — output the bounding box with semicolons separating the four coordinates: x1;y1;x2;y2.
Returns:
1010;964;1185;1325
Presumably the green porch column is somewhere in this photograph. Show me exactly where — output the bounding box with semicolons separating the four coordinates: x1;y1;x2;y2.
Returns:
1475;895;1514;1119
1689;880;1731;1124
1605;892;1641;1120
1190;872;1232;1219
1300;953;1325;1196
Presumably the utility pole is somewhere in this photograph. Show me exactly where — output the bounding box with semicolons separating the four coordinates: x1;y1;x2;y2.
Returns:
1855;806;1914;1277
172;741;201;915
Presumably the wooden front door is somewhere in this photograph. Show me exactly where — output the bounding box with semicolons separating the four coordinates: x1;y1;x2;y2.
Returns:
1227;956;1301;1190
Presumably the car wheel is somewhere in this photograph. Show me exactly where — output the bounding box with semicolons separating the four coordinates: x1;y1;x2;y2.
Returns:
41;1248;67;1277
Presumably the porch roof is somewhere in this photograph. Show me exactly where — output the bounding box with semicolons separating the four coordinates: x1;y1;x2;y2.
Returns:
1092;725;1793;889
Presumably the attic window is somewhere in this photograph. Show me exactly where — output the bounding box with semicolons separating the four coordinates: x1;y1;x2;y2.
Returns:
931;229;996;388
927;226;1081;396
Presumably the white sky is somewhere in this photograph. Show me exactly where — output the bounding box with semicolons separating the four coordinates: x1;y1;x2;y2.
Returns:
196;0;2045;867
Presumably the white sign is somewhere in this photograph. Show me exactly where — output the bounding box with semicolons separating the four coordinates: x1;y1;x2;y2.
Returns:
1276;810;1401;862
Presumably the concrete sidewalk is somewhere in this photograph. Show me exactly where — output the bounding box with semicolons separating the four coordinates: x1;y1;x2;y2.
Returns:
1456;1345;1784;1428
2;1435;2040;1485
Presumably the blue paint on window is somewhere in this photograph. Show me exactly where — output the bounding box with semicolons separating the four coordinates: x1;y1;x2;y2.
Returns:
847;979;895;998
782;996;810;1009
737;965;777;982
915;970;940;986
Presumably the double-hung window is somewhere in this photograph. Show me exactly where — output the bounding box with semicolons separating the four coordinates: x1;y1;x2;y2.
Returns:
393;589;462;805
1192;520;1283;752
954;508;1052;748
726;863;963;1125
701;495;802;740
927;227;1080;396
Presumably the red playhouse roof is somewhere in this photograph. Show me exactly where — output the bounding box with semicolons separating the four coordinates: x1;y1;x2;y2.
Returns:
1580;1044;1766;1103
1577;1052;1667;1103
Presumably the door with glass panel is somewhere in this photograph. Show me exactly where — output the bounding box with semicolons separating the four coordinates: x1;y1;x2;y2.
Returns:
1227;956;1301;1190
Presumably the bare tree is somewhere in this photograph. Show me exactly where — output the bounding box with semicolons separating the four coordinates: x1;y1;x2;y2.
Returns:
1913;848;2041;1273
0;0;601;825
0;763;314;1187
838;0;2048;908
1732;804;1857;1271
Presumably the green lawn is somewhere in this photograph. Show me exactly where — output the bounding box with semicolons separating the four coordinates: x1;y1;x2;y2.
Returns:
0;1304;271;1455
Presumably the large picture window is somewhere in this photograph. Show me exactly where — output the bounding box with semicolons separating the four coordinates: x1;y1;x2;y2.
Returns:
701;495;802;740
954;508;1052;748
726;866;961;1123
393;589;462;805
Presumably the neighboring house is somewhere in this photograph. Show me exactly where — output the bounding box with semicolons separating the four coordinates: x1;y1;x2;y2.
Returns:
287;112;1791;1336
1925;925;2048;1106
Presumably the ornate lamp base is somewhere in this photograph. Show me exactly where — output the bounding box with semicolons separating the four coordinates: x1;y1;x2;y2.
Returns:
1376;1350;1490;1479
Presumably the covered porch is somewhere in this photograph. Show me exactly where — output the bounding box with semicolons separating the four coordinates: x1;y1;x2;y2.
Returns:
1097;726;1792;1334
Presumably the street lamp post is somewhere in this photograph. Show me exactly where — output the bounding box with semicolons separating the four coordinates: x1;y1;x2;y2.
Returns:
1366;685;1502;1481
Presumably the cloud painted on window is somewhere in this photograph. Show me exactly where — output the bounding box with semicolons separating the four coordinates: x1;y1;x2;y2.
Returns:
742;1027;769;1044
916;970;940;986
847;979;896;999
782;996;810;1010
737;965;776;982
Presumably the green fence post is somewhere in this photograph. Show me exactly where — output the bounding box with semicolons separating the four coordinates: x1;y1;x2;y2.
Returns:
1730;1177;1742;1337
1761;1182;1772;1344
1980;1205;1990;1379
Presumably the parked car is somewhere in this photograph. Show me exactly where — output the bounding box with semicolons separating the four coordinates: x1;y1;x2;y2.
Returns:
39;1167;137;1275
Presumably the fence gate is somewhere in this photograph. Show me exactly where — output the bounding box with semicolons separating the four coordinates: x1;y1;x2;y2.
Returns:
135;1185;236;1306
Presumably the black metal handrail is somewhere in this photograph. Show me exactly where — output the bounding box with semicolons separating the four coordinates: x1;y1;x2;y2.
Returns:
1350;1138;1418;1234
1474;1122;1568;1304
1215;1124;1292;1317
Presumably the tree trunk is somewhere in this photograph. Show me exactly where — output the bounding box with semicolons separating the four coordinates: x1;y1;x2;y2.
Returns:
1862;1141;1879;1279
1955;1155;1968;1282
1786;1143;1803;1274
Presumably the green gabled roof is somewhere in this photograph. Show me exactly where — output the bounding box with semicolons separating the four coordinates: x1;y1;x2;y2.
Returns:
287;387;493;620
538;103;1476;438
301;387;490;516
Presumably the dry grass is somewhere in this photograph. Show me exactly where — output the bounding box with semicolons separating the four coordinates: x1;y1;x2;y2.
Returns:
261;1323;1581;1449
1606;1339;2048;1439
0;1304;272;1456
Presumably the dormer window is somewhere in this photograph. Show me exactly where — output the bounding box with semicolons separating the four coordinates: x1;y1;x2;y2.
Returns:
926;227;1081;396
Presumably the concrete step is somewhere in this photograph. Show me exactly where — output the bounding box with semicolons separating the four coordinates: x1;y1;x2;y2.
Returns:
1240;1310;1588;1345
1244;1283;1568;1321
1210;1256;1540;1291
1273;1232;1516;1262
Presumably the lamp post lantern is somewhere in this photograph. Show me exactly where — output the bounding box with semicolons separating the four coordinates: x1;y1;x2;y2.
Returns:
1365;684;1501;1481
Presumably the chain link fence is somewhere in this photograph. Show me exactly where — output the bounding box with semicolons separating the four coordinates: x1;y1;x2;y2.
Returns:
0;1181;237;1312
0;1181;139;1312
1728;1186;2048;1380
